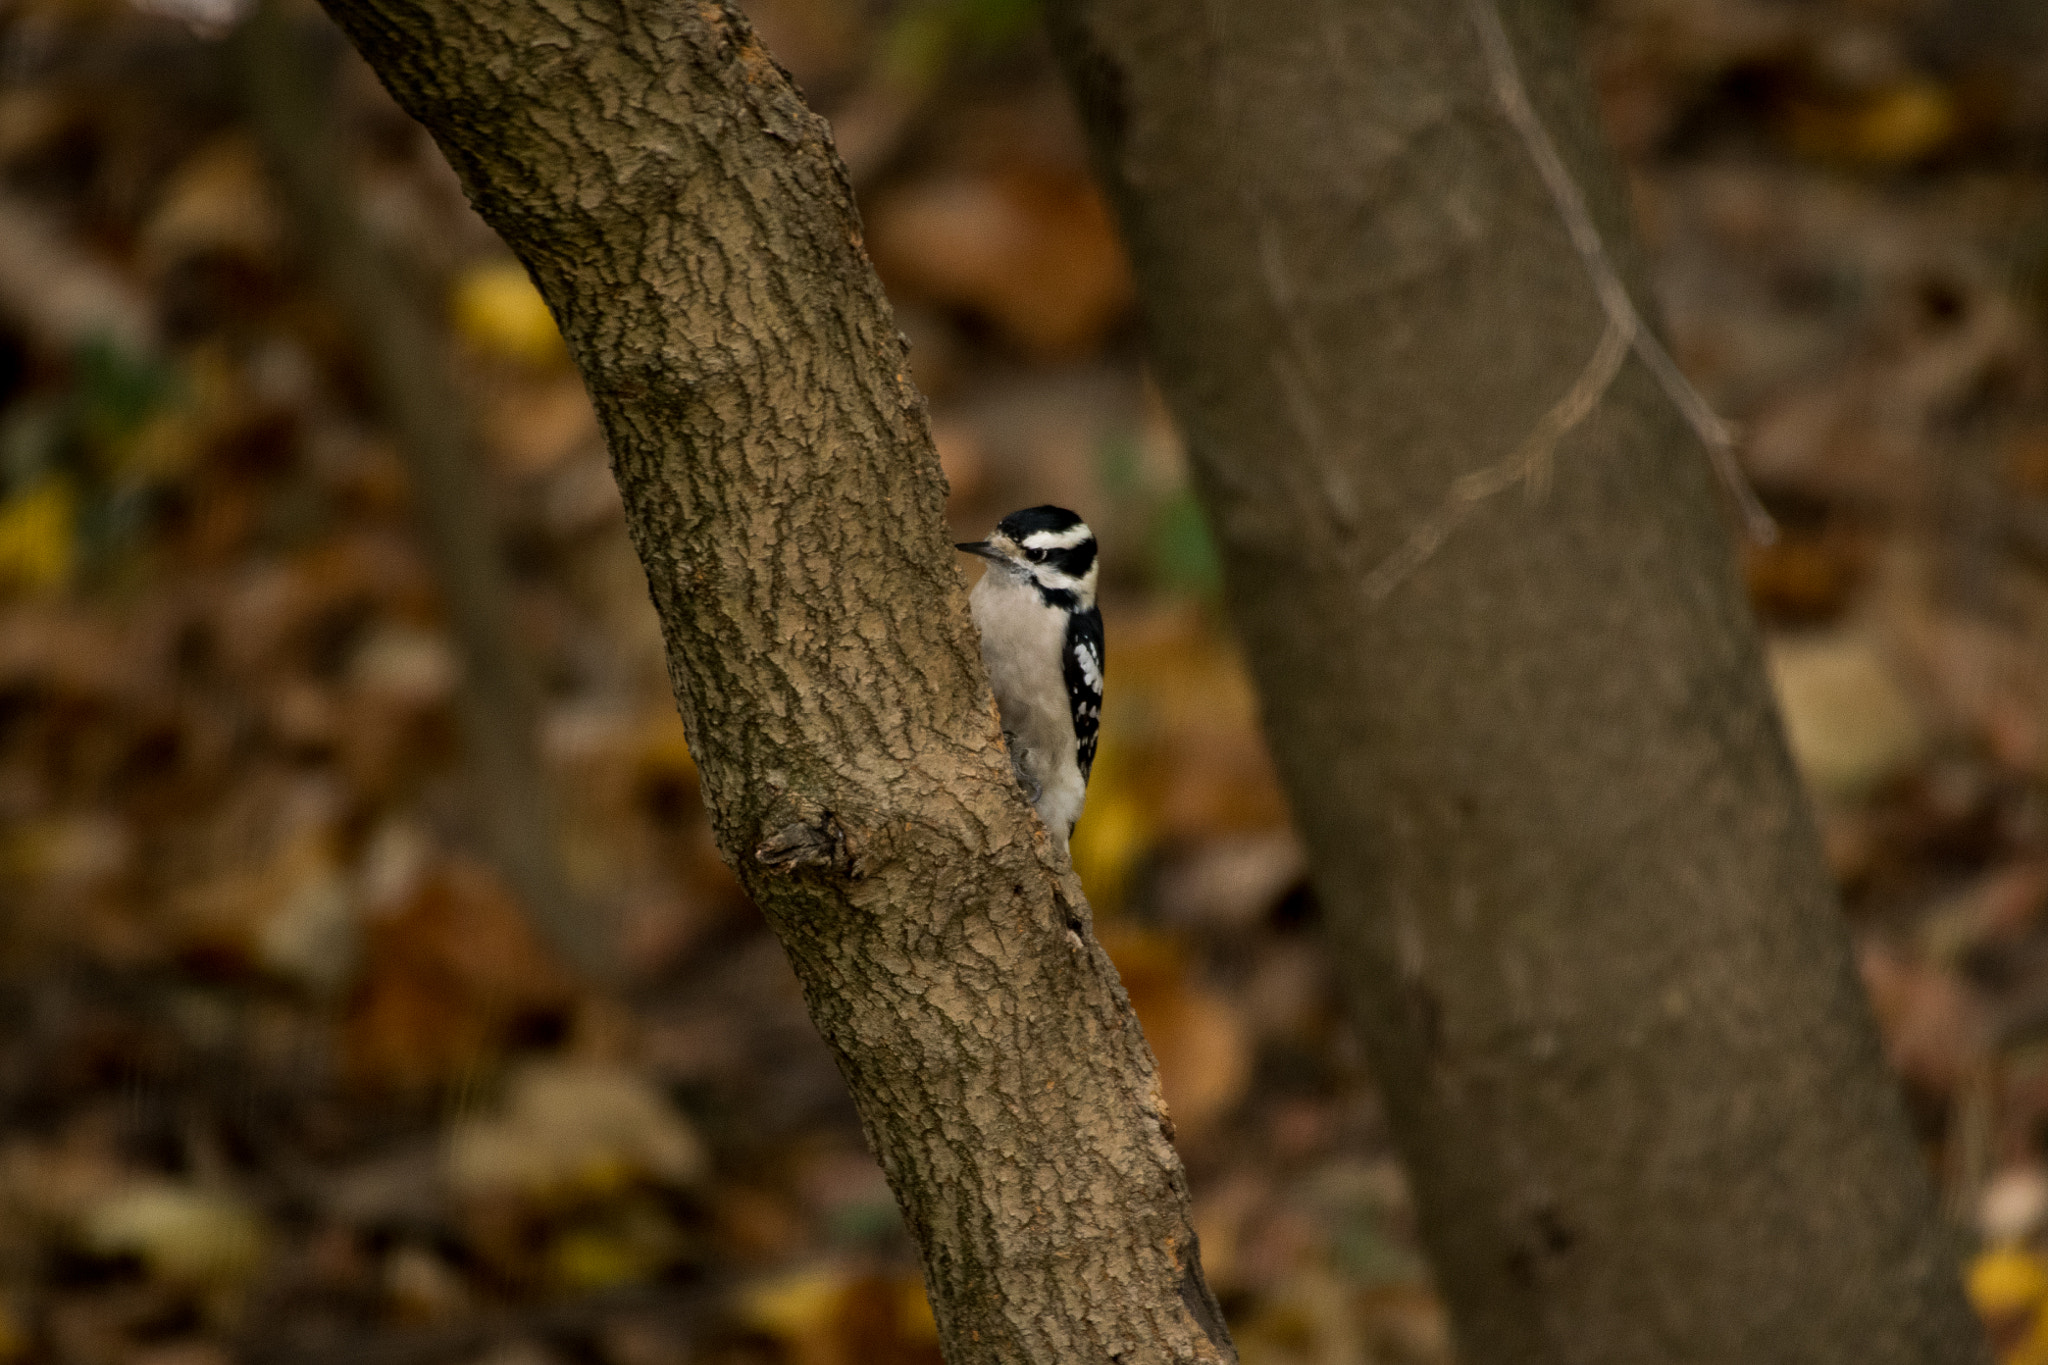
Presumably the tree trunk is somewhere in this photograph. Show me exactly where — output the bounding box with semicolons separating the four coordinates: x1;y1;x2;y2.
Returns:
1043;2;1983;1363
311;1;1234;1361
234;0;603;978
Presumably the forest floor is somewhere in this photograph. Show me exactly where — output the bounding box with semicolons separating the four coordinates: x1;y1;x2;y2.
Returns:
2;0;2048;1362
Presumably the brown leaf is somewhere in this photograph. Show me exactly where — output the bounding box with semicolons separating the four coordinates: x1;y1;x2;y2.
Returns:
741;1266;942;1365
865;164;1132;358
445;1058;707;1204
1858;941;1988;1097
1102;927;1251;1140
1743;525;1865;625
342;858;578;1091
141;134;283;274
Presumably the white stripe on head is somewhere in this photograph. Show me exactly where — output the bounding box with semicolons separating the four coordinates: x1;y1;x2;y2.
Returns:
1021;523;1093;551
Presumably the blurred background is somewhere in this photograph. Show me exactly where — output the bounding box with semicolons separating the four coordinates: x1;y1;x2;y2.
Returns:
2;0;2048;1360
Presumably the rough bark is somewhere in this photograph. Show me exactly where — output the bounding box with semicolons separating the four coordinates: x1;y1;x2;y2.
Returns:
310;1;1233;1361
1043;2;1983;1364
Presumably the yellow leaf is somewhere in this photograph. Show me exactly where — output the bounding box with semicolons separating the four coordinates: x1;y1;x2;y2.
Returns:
452;261;568;366
1970;1247;2048;1318
119;407;206;480
1848;80;1957;165
82;1183;266;1287
895;1274;938;1344
740;1264;852;1341
550;1229;649;1289
546;1206;682;1291
2012;1308;2048;1365
1785;79;1958;168
0;479;75;591
1069;773;1148;910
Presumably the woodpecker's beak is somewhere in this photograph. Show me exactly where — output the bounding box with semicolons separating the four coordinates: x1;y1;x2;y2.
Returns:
955;541;1002;561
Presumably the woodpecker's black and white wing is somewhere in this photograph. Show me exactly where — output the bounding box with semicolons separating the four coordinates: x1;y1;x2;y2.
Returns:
1063;605;1104;782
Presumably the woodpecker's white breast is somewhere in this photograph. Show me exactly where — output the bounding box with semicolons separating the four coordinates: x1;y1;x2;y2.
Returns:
968;565;1087;841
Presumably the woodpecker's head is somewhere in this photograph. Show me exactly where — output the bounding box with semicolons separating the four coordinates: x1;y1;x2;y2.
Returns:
957;505;1098;610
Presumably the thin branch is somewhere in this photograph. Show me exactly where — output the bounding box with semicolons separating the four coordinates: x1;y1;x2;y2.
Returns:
1462;0;1777;545
1362;315;1632;602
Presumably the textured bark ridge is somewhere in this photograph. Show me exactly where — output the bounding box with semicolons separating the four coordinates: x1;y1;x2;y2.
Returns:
1044;2;1983;1364
312;2;1232;1361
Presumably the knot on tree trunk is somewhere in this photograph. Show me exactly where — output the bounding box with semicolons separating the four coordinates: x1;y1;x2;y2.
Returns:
755;795;865;880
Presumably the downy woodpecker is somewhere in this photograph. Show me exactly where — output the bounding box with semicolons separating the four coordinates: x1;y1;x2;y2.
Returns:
957;506;1103;847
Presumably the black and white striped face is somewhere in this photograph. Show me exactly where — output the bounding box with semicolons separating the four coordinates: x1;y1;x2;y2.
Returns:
958;505;1098;610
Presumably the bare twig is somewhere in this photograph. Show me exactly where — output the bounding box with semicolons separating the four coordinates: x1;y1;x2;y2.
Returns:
1461;0;1776;545
1363;316;1632;602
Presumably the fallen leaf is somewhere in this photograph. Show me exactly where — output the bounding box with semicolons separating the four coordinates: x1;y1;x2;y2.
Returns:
1154;832;1306;932
0;189;155;353
127;1343;232;1365
1744;526;1864;624
1971;1246;2048;1365
739;1266;942;1365
1858;941;1987;1097
477;373;600;475
453;261;568;367
865;164;1132;358
544;1198;688;1290
1102;927;1251;1140
740;1264;852;1365
446;1058;707;1204
80;1183;265;1287
348;622;460;706
1232;1267;1363;1365
1068;731;1150;913
1357;1282;1453;1365
1767;632;1926;801
383;1242;470;1323
0;478;76;592
141;134;281;271
1976;1247;2048;1315
0;812;132;890
343;859;577;1091
1984;1167;2048;1246
1783;79;1959;166
255;854;357;994
166;778;348;977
